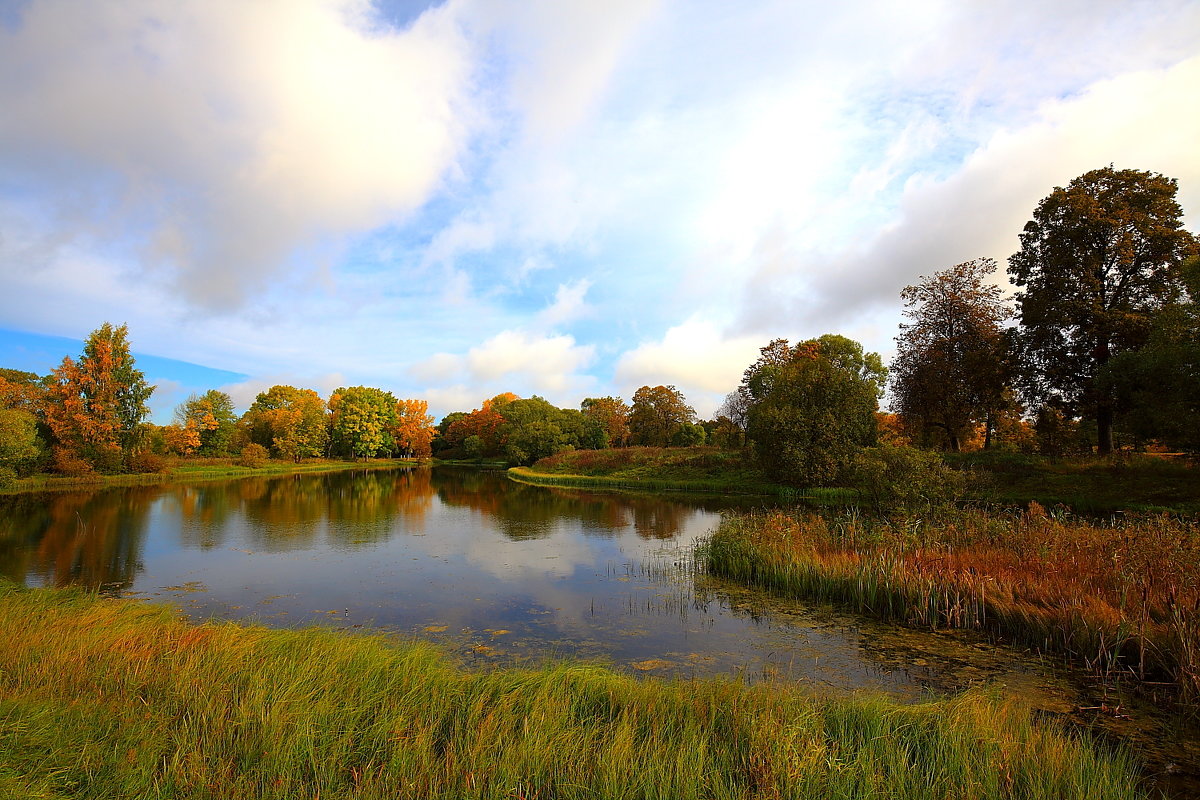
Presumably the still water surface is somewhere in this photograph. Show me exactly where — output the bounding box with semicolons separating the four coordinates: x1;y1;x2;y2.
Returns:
0;466;1075;695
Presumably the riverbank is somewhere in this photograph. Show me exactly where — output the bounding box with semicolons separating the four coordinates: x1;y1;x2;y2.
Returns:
702;506;1200;711
1;457;420;496
0;582;1145;800
509;446;828;499
514;446;1200;512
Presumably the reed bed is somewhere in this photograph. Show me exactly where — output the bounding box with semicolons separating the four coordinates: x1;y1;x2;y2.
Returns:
0;583;1145;799
703;505;1200;705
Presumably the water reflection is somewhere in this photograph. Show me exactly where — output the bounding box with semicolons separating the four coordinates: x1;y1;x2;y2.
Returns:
0;467;1071;697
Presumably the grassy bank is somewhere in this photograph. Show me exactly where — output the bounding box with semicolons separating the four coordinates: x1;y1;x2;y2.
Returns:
704;506;1200;707
2;457;418;496
0;583;1146;800
949;451;1200;513
514;447;807;498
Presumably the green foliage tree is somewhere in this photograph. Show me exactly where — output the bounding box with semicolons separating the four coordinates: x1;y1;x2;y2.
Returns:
0;408;42;477
890;258;1011;451
743;336;882;486
329;386;398;460
1097;255;1200;451
174;390;237;456
242;385;329;462
497;396;606;466
1009;166;1198;454
628;385;696;447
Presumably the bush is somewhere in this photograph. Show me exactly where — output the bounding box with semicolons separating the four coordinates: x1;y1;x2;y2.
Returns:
52;446;94;477
235;443;269;468
126;451;167;474
0;466;16;490
850;444;965;512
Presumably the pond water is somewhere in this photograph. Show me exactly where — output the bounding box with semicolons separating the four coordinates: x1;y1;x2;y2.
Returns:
1;465;1197;793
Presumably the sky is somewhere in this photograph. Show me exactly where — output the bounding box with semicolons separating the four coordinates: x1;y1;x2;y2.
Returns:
1;0;1198;423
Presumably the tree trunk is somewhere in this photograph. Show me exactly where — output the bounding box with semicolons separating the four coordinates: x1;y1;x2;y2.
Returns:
1097;404;1114;455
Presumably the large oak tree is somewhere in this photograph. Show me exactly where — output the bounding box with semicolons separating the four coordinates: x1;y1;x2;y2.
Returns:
1008;167;1196;454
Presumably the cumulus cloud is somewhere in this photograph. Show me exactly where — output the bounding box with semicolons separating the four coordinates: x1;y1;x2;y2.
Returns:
733;54;1200;341
614;317;766;417
410;327;596;414
0;0;477;309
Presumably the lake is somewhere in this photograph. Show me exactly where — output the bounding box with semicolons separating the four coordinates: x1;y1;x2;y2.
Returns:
0;465;1081;693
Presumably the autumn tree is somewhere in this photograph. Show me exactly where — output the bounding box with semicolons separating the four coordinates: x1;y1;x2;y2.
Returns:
628;385;696;447
581;396;630;447
393;398;436;459
743;336;883;486
42;322;154;472
329;386;398;460
242;385;329;462
890;258;1011;451
443;397;509;457
174;390;237;456
1009;167;1197;454
0;368;46;411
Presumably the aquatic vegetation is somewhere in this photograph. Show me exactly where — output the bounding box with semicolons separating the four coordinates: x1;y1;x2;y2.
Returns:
704;505;1200;705
0;583;1146;799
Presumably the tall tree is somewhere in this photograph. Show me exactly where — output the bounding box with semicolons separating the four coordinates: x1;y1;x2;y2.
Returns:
890;258;1011;451
581;396;630;448
242;385;329;461
43;322;154;472
329;386;398;460
1008;167;1197;454
393;398;436;459
628;386;696;447
1098;255;1200;451
174;390;237;456
743;336;882;486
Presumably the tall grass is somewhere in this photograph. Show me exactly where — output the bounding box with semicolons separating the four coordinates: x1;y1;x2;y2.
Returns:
703;505;1200;705
0;583;1145;799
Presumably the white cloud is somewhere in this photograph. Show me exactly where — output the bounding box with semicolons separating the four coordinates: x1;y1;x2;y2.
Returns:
535;279;592;329
614;317;765;417
0;0;478;309
732;54;1200;349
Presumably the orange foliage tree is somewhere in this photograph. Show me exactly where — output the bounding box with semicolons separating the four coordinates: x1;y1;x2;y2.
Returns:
393;398;435;459
42;323;154;473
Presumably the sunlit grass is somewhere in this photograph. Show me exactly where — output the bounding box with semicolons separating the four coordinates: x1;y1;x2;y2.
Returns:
0;583;1146;799
704;505;1200;705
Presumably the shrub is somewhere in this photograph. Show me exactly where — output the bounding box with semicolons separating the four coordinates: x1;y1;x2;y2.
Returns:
0;466;16;490
126;451;167;474
235;443;269;468
52;446;94;477
850;444;965;512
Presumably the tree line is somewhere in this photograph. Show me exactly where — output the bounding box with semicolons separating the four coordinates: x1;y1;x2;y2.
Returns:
1;165;1195;487
0;326;436;482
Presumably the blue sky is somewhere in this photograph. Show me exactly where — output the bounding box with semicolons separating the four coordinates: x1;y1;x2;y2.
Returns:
1;0;1198;423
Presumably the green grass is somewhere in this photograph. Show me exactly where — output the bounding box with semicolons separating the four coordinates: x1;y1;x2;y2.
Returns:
514;447;803;498
0;583;1146;799
949;451;1200;513
2;458;417;496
